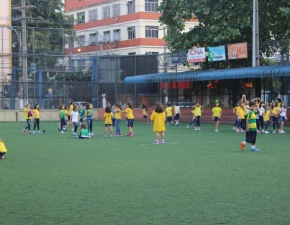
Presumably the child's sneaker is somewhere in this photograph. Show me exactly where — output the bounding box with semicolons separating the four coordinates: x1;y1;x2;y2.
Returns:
22;129;26;134
236;129;240;132
110;135;113;138
104;135;107;138
28;131;32;135
264;131;269;134
119;133;122;137
152;140;159;145
38;131;41;134
257;130;261;134
273;130;276;134
251;148;260;152
61;131;64;134
32;131;35;134
215;129;219;132
90;132;94;135
240;142;245;151
186;125;189;129
233;126;236;130
0;155;4;159
161;140;165;144
262;129;265;133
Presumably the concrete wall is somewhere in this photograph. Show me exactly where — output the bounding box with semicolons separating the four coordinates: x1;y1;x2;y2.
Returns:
0;109;99;122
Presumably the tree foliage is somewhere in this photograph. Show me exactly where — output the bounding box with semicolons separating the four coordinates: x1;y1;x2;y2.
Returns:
11;0;74;77
159;0;290;69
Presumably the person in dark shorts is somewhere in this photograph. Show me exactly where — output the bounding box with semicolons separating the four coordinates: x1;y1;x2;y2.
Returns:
240;102;260;152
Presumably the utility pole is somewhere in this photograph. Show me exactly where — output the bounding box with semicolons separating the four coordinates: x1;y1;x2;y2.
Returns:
252;0;259;67
12;0;35;106
163;27;168;104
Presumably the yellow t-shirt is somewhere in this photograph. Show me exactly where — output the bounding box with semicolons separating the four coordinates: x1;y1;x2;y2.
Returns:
150;111;166;132
142;108;147;116
0;140;7;153
69;104;74;115
263;110;270;121
65;110;68;116
104;112;114;124
165;106;173;117
24;108;31;120
234;107;239;115
237;106;245;119
33;109;40;119
212;107;222;117
194;106;202;116
115;109;121;120
125;108;134;119
271;107;279;117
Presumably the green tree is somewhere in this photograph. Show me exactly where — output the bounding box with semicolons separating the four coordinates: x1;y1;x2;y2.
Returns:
12;0;74;78
159;0;290;69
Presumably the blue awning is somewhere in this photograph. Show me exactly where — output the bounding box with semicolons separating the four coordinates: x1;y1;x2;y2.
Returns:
124;65;290;83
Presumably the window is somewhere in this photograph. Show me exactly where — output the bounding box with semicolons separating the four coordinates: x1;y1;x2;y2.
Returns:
89;9;98;21
145;26;159;38
128;52;136;55
77;35;86;46
127;1;135;14
113;4;120;17
103;6;110;19
77;12;85;24
145;52;159;54
103;31;111;42
127;26;136;39
89;33;98;45
145;0;158;12
113;29;121;41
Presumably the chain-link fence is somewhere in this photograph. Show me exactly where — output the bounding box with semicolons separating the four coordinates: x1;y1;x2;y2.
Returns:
1;25;290;109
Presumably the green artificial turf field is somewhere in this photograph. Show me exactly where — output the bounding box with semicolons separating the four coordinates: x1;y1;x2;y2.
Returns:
0;121;289;225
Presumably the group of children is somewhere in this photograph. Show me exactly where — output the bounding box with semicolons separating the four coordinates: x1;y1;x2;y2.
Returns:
58;101;94;138
233;95;288;134
22;103;41;135
56;101;136;138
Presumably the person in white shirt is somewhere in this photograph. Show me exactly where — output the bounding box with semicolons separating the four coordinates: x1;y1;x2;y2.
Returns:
70;104;79;138
173;103;181;126
259;102;265;132
279;102;287;133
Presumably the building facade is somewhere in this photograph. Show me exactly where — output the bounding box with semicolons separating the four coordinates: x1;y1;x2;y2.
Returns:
64;0;198;56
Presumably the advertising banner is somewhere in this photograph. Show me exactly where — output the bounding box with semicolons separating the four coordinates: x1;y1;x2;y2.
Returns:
228;42;248;60
207;46;226;61
171;50;187;64
187;47;206;63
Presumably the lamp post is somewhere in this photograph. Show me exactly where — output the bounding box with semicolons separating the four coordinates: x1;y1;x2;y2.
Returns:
8;26;28;107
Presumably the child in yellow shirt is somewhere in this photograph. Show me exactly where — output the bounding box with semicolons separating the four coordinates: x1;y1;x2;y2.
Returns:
0;138;8;159
150;102;166;144
212;102;222;132
263;104;270;134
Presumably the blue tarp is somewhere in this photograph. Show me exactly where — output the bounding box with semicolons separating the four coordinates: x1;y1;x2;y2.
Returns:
124;65;290;83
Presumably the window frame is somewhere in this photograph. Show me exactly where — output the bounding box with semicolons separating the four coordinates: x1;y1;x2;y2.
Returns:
145;0;158;12
103;6;111;19
127;1;135;14
103;31;111;43
127;26;136;39
88;9;98;22
145;26;159;38
113;4;121;17
113;29;121;42
77;12;85;24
